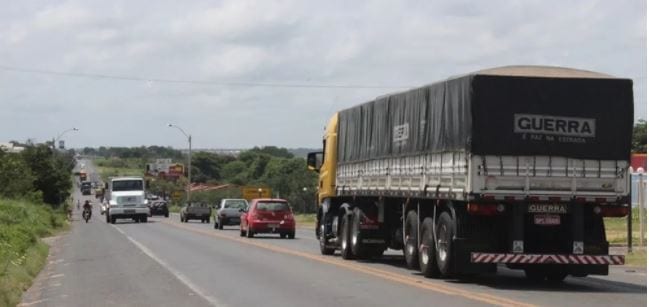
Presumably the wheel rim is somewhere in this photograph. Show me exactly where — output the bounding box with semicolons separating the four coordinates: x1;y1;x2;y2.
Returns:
320;224;326;248
341;221;348;250
406;235;414;256
437;224;448;262
421;245;429;265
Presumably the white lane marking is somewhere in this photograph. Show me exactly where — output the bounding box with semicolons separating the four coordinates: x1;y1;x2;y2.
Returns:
48;273;64;279
112;225;225;307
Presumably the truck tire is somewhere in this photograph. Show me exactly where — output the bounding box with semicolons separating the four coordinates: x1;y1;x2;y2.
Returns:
404;211;419;270
351;207;368;258
546;271;568;283
340;214;354;260
319;223;336;255
142;216;148;223
418;217;440;278
524;268;545;282
288;231;295;239
111;216;116;224
435;212;455;277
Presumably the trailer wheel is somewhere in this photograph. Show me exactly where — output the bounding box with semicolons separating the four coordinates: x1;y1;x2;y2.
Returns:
351;207;368;259
546;271;568;283
404;211;419;270
319;223;335;255
435;212;455;277
524;268;545;282
419;217;440;278
340;214;354;260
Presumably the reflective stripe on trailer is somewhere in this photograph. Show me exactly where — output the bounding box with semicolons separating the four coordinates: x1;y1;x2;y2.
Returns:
470;253;625;265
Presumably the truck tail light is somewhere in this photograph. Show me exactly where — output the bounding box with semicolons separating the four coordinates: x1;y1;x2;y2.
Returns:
467;203;504;216
594;205;628;217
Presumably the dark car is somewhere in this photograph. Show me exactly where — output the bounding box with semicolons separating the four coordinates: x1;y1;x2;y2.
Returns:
240;198;295;239
149;201;169;217
80;181;92;195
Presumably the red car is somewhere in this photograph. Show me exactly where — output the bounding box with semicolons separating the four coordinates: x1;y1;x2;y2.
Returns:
240;199;295;239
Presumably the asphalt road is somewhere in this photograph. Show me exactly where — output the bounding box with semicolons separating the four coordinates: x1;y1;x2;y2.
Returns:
20;160;647;307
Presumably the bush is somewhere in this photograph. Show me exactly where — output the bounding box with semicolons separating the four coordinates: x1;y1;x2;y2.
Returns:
0;198;66;306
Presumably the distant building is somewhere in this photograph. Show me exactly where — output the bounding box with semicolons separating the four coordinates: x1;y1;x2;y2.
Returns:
146;158;184;180
0;142;25;153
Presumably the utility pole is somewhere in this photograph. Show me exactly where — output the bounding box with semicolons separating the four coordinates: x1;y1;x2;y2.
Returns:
168;124;192;203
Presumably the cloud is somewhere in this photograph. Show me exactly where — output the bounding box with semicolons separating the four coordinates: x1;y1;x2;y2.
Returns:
0;0;645;148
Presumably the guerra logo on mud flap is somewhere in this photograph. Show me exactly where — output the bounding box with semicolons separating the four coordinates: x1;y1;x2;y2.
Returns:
514;114;596;137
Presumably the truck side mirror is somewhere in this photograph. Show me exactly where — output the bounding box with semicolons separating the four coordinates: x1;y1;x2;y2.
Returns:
307;151;323;172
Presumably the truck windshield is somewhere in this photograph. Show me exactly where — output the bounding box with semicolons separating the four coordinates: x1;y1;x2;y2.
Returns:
112;180;144;191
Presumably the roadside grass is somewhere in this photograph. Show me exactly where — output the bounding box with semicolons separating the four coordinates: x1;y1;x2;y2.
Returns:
604;207;647;246
0;199;67;307
605;209;647;268
96;166;143;180
93;157;143;180
624;250;647;267
295;213;316;228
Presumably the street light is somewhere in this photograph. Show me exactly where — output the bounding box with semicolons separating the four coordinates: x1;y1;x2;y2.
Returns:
168;124;192;203
54;127;79;150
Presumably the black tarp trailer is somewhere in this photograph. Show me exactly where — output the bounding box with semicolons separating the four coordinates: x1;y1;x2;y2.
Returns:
324;66;633;280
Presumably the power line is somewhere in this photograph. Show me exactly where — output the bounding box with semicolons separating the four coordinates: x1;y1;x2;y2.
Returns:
0;64;411;90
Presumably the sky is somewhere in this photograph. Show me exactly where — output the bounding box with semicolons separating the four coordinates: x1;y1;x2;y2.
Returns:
0;0;646;149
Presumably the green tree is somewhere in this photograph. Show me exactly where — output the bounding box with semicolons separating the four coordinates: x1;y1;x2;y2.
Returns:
0;151;37;199
632;119;647;153
191;152;223;183
20;145;73;207
249;146;294;158
221;161;249;185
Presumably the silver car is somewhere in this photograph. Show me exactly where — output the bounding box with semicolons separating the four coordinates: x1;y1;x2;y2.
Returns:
214;199;248;229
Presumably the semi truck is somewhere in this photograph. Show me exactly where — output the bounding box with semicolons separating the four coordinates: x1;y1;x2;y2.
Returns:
307;66;633;282
105;177;150;224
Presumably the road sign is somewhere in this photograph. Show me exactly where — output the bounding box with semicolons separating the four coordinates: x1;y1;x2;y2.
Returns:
172;191;183;202
241;187;272;201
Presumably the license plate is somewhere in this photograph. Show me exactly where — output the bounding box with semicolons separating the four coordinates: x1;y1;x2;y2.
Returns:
267;224;279;228
534;214;560;225
124;209;135;214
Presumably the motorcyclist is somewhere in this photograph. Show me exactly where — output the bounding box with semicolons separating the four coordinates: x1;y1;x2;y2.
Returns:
83;200;92;220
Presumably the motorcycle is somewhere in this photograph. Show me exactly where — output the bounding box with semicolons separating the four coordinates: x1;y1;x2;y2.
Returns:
82;208;92;223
